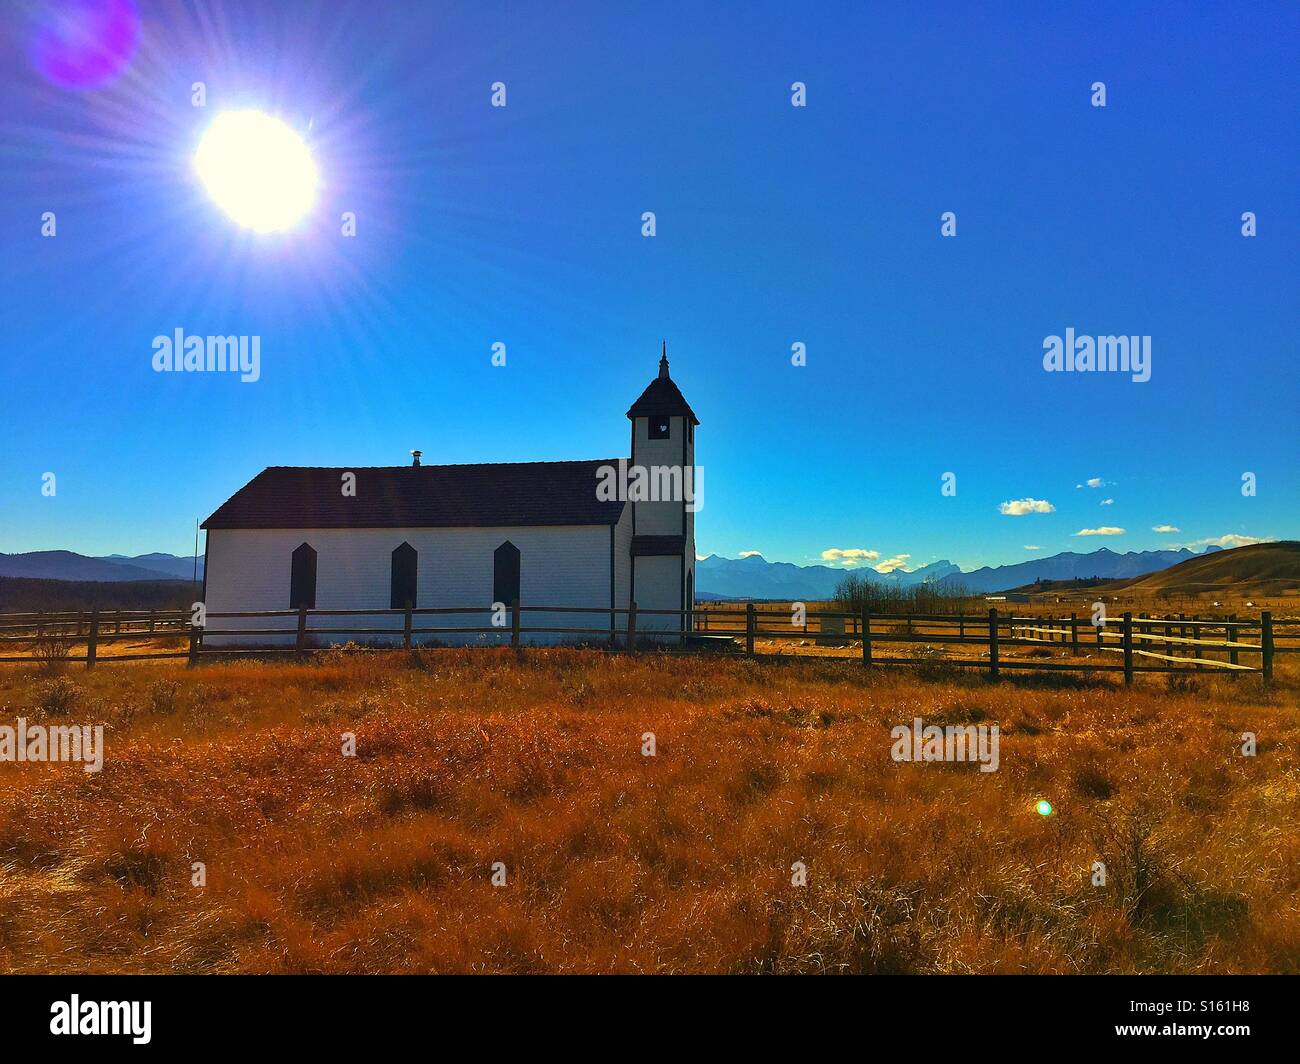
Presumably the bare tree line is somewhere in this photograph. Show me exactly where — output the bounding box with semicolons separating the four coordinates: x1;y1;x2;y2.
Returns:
832;573;977;616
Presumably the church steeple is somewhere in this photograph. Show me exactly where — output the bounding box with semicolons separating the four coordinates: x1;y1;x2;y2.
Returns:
623;344;698;640
627;343;699;425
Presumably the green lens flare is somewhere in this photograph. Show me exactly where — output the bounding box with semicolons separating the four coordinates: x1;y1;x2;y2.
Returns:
1035;799;1053;817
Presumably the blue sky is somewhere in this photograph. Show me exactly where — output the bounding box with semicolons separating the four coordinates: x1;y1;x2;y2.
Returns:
1;0;1295;572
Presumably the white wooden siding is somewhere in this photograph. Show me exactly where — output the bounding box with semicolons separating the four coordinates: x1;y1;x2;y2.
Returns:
204;525;615;646
631;415;687;535
632;554;683;636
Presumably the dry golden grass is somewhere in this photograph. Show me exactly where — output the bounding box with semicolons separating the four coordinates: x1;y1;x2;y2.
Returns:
0;648;1297;973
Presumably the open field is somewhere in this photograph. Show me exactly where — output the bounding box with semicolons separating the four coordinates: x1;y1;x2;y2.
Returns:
1;648;1297;974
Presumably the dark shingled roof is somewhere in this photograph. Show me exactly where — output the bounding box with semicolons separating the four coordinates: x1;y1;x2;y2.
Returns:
202;460;627;530
626;375;699;425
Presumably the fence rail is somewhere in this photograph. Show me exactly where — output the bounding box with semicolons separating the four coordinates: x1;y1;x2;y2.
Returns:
0;603;1293;684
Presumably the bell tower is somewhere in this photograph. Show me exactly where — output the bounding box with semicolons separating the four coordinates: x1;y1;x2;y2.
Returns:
626;343;699;636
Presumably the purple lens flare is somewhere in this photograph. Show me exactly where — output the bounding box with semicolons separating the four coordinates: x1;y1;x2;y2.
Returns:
31;0;141;90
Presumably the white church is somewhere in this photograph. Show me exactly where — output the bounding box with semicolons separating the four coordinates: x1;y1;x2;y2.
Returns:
200;351;699;646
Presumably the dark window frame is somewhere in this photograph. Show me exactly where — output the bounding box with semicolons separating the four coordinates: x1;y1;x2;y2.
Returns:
493;540;521;605
289;542;317;609
390;541;418;609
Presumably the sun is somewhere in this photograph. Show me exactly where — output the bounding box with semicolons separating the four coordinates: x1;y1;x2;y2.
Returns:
195;110;318;233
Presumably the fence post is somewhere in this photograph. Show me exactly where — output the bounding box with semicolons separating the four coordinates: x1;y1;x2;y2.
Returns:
296;607;307;658
1261;610;1273;681
1122;612;1134;685
511;599;521;649
987;608;999;680
148;608;156;634
627;600;637;652
1228;613;1238;668
861;607;872;667
86;608;98;670
745;603;755;657
1070;612;1078;653
188;620;200;666
403;606;413;650
958;614;965;643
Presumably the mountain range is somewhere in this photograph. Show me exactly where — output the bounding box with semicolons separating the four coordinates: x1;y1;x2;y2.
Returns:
0;544;1231;599
0;551;203;583
695;546;1224;600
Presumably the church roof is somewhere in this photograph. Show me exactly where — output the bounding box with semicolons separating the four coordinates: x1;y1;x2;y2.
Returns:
202;460;627;530
626;352;700;425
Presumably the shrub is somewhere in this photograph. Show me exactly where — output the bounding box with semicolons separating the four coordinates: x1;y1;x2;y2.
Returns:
1165;672;1201;695
1071;762;1115;800
29;626;75;672
36;676;80;716
317;642;371;667
148;679;182;715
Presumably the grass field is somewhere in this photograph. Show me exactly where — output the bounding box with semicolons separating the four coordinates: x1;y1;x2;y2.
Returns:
1;647;1297;974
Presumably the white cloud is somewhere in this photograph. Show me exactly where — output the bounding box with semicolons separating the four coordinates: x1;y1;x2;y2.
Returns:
1191;534;1274;549
1151;525;1179;534
1100;498;1114;506
1023;545;1041;551
1086;477;1103;488
873;554;911;574
821;547;880;569
1074;527;1125;536
999;498;1055;515
738;550;763;558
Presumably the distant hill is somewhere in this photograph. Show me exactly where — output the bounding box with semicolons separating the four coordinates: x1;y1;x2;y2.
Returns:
1003;577;1111;594
945;546;1222;594
101;553;203;581
0;577;195;613
1097;541;1300;597
0;551;202;583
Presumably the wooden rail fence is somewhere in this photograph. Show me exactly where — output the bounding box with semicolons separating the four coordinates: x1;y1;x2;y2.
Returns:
0;604;1292;685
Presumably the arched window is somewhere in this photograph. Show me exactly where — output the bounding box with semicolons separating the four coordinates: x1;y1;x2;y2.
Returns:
493;541;520;605
391;542;418;609
290;543;317;609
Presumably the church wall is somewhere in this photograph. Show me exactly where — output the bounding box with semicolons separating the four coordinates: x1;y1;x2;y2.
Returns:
613;504;633;620
204;524;616;647
632;554;683;638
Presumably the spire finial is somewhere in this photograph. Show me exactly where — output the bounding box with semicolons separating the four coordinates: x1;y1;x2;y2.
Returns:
658;340;669;379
